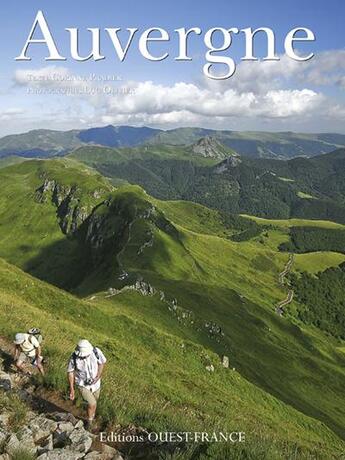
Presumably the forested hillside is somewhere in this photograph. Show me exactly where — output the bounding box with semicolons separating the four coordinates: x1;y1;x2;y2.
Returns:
71;147;345;223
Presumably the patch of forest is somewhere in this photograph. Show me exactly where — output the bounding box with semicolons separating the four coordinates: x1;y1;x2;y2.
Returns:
280;227;345;254
291;264;345;339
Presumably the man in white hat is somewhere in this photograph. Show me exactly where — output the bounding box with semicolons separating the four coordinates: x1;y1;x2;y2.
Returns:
13;332;44;375
67;339;106;428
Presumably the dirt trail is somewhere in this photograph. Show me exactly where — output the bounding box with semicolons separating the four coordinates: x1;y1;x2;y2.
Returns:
276;254;295;315
0;336;86;421
278;254;294;286
0;336;165;459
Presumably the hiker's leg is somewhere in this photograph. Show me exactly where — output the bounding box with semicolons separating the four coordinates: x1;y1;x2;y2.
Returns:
89;389;101;418
15;360;25;371
15;353;30;374
79;387;97;421
34;356;45;375
87;389;100;419
36;361;45;375
87;403;97;420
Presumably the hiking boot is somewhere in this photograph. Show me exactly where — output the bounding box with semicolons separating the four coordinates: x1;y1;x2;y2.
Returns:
85;419;94;431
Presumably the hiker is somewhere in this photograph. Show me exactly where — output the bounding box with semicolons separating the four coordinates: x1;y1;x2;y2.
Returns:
67;339;106;428
13;331;45;375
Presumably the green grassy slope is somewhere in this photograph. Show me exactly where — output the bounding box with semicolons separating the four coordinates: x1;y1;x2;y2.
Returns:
242;215;345;272
70;144;217;165
0;156;28;169
103;193;345;440
1;159;345;457
0;257;345;459
0;159;114;288
293;252;345;274
155;200;230;236
241;215;345;229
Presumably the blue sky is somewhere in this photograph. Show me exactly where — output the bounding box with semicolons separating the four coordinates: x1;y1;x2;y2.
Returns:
1;0;344;135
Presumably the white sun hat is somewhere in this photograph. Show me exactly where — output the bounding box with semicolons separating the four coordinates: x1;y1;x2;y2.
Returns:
14;333;26;344
75;339;93;358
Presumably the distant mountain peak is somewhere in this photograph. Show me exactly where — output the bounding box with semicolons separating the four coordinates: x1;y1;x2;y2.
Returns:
191;136;238;160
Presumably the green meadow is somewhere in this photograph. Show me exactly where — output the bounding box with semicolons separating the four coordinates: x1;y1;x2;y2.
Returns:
0;159;345;458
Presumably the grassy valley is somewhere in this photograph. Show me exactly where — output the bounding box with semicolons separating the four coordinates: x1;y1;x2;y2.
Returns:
0;159;345;458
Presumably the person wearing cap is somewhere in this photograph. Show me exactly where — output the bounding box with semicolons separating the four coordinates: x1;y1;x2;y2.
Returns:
13;332;45;375
67;339;106;428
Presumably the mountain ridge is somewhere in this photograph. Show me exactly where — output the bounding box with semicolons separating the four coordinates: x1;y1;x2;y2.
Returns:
1;125;345;160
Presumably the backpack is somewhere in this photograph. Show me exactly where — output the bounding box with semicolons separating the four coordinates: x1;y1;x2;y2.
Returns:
21;334;39;356
71;347;100;370
28;328;43;345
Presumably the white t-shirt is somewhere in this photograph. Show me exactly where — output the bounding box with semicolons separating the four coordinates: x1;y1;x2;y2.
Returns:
19;334;40;358
67;347;106;392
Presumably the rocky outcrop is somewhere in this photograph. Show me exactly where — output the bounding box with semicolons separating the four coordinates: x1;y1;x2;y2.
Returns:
214;155;242;173
1;408;86;458
137;231;154;255
83;195;172;275
106;279;156;298
0;372;11;391
0;407;122;459
0;401;124;459
35;178;104;235
104;278;226;349
133;280;155;296
204;321;224;339
85;214;106;254
222;356;230;368
192;136;232;160
0;363;123;460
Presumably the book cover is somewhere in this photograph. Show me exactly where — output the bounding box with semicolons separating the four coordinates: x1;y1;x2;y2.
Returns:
0;1;344;459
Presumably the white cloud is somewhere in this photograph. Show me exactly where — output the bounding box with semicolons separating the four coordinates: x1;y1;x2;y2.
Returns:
7;50;345;134
104;81;322;121
203;50;345;94
302;50;345;86
0;108;25;121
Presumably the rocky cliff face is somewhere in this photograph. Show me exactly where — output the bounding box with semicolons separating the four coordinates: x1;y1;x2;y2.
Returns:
82;193;177;266
34;180;181;295
35;178;106;235
192;136;238;160
214;155;242;173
